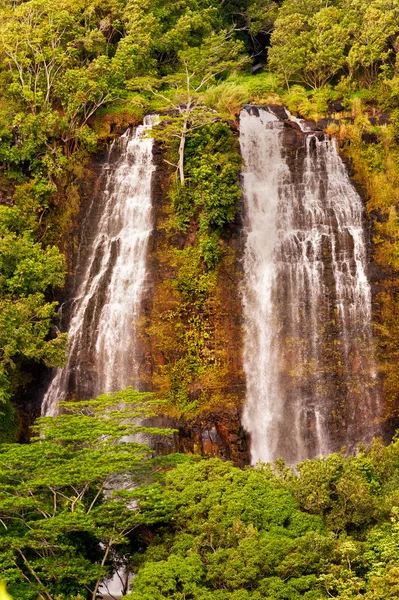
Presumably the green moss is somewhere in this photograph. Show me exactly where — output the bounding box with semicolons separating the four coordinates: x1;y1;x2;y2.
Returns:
148;122;243;416
92;95;147;139
0;399;18;443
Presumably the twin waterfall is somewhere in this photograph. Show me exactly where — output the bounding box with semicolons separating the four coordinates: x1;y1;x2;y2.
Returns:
240;107;379;465
42;117;156;416
42;108;380;466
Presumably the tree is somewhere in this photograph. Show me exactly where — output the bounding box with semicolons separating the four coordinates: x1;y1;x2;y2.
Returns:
268;0;399;90
346;0;399;87
0;0;81;112
125;459;330;599
268;2;348;89
0;0;130;154
0;388;176;600
0;204;67;405
124;437;399;599
131;31;246;185
223;0;279;55
364;508;399;598
267;12;309;88
287;448;387;535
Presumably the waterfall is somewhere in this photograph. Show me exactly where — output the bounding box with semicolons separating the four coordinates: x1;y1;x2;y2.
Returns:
240;107;380;465
42;116;157;416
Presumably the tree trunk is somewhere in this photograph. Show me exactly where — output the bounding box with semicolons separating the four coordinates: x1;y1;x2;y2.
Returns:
91;540;113;600
178;120;187;186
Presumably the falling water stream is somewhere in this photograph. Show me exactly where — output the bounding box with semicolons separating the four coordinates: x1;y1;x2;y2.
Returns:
41;116;158;598
240;107;380;465
42;116;157;416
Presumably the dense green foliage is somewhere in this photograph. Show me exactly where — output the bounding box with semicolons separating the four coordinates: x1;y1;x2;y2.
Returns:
0;388;177;600
269;0;399;90
3;401;399;599
0;196;66;430
126;459;326;600
126;440;399;599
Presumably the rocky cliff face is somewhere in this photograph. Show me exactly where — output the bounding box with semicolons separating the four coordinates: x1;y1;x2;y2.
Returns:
33;111;394;464
139;140;250;465
335;115;399;435
35;130;249;464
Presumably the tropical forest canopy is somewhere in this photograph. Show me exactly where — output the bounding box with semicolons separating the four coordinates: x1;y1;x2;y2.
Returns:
1;388;399;598
1;0;399;598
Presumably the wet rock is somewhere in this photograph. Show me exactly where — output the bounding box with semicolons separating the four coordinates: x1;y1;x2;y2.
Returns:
282;128;305;152
268;104;289;121
243;105;259;117
284;120;302;131
251;63;263;74
362;132;379;144
176;406;250;467
378;112;390;125
138;128;247;465
202;426;222;444
12;125;23;149
368;113;390;126
304;120;319;131
227;118;239;132
328;100;345;113
317;117;340;130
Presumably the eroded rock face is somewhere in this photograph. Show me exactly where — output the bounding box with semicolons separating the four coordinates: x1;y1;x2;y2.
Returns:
176;406;250;467
140;140;249;466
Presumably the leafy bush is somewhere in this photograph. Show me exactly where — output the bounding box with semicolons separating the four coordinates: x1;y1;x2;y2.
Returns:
125;459;328;600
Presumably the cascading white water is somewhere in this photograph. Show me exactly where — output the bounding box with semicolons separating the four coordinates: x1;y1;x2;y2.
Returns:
240;107;380;465
42;116;157;416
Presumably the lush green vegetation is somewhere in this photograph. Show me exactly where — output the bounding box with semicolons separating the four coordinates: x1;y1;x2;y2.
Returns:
2;0;399;596
126;439;399;600
126;442;399;599
0;388;178;600
269;0;399;91
148;122;243;416
2;401;399;599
